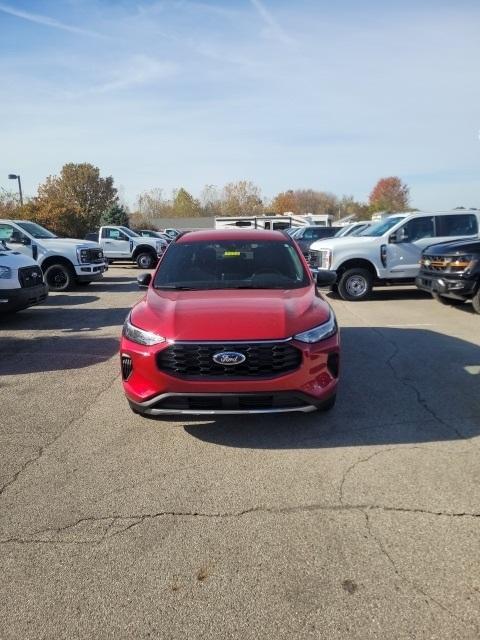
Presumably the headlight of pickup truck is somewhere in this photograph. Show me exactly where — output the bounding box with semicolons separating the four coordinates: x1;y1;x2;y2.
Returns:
77;248;90;264
318;249;332;269
123;314;166;346
0;265;12;279
155;241;164;254
294;311;337;343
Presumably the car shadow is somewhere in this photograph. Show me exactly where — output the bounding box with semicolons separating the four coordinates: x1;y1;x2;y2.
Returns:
40;294;100;306
183;327;480;448
0;306;130;332
0;335;119;374
326;287;431;302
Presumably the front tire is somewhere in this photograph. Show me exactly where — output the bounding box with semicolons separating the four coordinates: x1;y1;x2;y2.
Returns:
136;252;156;269
337;268;373;301
319;394;336;412
471;289;480;314
44;263;75;292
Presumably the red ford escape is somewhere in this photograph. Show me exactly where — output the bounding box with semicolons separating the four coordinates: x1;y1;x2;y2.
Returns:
120;230;340;416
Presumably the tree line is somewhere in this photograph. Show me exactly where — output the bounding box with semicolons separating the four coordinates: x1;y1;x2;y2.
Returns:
0;162;414;237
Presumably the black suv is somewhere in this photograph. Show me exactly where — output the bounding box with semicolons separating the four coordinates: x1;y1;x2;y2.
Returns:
416;238;480;313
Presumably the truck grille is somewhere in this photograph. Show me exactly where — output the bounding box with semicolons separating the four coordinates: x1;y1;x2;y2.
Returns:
421;255;470;273
157;342;302;379
306;251;319;268
18;265;43;288
86;248;104;263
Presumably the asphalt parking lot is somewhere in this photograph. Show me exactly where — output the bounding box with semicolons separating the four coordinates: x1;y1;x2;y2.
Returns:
1;266;479;640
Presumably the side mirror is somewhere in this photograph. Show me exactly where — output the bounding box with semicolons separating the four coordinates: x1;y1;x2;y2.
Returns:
316;271;337;287
389;228;407;244
21;236;31;246
137;273;152;288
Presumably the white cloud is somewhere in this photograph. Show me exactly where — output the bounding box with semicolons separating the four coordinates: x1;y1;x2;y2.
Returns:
95;55;177;93
249;0;294;45
0;1;106;38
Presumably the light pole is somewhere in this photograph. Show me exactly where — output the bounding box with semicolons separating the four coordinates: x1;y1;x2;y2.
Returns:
8;173;23;207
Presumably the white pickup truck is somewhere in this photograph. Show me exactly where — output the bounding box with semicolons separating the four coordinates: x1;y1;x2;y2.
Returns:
86;226;167;269
0;233;48;313
309;210;480;300
0;219;107;292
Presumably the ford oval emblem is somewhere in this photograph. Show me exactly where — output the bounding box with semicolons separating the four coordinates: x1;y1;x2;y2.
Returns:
212;351;246;366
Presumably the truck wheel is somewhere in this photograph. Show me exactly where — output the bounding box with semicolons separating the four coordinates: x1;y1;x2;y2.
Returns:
337;268;373;301
44;263;75;292
471;290;480;314
136;252;156;269
432;292;464;306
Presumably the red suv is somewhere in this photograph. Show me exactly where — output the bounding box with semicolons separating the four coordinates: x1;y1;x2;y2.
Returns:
120;230;340;416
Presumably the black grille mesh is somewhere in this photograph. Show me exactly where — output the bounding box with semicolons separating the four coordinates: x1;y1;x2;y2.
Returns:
157;342;302;378
18;266;43;288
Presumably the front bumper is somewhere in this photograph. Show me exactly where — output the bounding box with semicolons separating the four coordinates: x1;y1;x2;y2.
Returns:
415;273;478;300
74;262;108;282
0;284;48;313
120;335;340;415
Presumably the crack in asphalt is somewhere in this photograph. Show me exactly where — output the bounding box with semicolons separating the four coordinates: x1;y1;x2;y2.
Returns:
0;370;121;499
337;300;475;444
363;509;479;634
1;502;479;545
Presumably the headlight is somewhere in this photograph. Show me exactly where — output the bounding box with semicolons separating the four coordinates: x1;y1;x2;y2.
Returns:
77;248;90;264
155;241;164;253
0;265;12;279
294;312;337;343
319;249;332;270
123;315;165;346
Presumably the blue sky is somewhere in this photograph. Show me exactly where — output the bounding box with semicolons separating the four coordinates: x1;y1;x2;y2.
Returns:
1;0;479;209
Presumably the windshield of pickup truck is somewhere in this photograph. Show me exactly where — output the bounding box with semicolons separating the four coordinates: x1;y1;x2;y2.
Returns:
358;217;404;237
119;227;140;237
16;222;57;239
154;240;310;290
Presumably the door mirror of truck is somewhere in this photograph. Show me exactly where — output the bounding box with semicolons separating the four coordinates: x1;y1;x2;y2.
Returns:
137;273;152;288
316;271;337;287
389;228;407;244
21;235;31;246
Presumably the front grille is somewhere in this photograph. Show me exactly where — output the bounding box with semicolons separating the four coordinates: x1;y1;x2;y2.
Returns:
86;248;104;263
18;266;43;288
157;342;302;379
421;255;449;272
154;393;310;411
421;255;470;273
306;251;319;268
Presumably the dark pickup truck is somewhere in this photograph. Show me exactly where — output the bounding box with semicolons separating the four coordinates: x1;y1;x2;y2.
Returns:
416;238;480;313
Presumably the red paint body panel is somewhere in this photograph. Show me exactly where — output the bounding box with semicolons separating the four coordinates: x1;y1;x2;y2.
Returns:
120;230;340;410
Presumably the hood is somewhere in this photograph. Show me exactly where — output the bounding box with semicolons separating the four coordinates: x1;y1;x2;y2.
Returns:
131;286;331;341
133;237;159;247
424;238;480;255
0;248;40;268
310;235;378;251
41;238;101;249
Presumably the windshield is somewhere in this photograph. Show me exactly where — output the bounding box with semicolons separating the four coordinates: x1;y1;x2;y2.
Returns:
153;240;310;290
359;216;404;237
119;227;139;237
334;225;352;237
16;222;57;239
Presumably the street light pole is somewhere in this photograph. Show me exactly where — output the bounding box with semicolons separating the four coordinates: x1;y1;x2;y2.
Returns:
8;173;23;207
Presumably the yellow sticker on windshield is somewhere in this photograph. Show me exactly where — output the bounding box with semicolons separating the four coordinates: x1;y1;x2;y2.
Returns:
224;251;241;257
